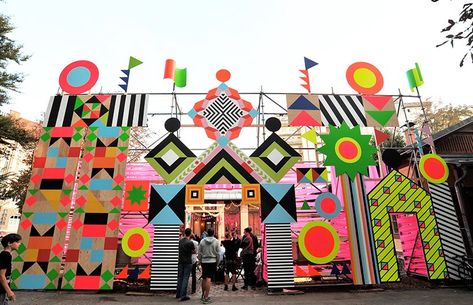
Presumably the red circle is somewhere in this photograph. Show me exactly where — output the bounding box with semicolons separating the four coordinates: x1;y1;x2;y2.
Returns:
216;69;231;82
59;60;99;94
128;234;145;251
304;226;335;258
339;140;358;160
320;198;336;214
424;157;446;180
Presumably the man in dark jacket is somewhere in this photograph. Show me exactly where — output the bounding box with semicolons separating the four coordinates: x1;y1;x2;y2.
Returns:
176;228;195;301
240;227;256;290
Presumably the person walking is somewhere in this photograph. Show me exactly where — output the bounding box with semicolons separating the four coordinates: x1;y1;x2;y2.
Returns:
190;234;199;294
198;228;219;304
221;233;239;291
240;227;256;290
176;228;195;301
0;233;22;304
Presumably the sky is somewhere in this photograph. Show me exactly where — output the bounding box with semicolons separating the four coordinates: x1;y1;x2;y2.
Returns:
1;0;472;147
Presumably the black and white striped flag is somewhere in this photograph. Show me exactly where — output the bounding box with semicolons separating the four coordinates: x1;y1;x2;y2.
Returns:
319;94;367;127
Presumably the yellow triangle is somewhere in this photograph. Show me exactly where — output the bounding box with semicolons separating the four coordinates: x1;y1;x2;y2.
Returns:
85;192;107;212
321;169;328;181
302;128;317;144
305;171;314;182
40;190;62;211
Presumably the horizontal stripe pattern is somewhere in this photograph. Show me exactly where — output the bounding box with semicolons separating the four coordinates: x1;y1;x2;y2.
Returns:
429;183;467;280
266;224;294;289
319;94;366;127
150;225;180;290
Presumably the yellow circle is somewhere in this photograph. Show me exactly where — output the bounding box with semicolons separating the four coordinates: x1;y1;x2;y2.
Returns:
353;68;376;88
335;137;362;164
122;228;150;257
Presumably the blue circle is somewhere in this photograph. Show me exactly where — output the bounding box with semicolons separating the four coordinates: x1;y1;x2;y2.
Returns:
67;67;91;87
315;193;341;220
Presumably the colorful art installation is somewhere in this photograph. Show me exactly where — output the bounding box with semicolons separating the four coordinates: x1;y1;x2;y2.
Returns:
428;182;467;280
363;95;398;127
406;62;424;92
59;60;99;94
367;171;447;282
265;224;294;289
295;167;328;184
123;180;150;212
44;94;149;127
163;59;187;88
419;154;449;184
119;56;143;92
121;228;150;257
286;94;321;126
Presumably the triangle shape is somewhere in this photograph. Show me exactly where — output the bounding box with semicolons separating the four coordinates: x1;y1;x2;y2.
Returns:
119;84;128;92
261;184;293;202
300;176;312;183
301;200;310;210
40;190;62;211
288;95;319;110
263;203;295;223
152;184;185;203
215;175;232;184
364;95;393;110
138;265;150;279
85;192;107;213
289;111;321;126
301;128;317;144
366;111;396;127
121;69;130;76
128;56;143;69
308;265;321;276
304;57;318;70
150;205;182;225
374;129;390;144
295;266;307;277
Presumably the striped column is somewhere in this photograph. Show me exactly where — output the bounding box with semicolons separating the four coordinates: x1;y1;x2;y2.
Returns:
150;225;180;290
429;183;467;280
341;174;379;285
265;223;294;289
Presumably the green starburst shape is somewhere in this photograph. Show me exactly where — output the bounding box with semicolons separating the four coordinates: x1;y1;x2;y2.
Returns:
318;122;377;181
126;186;147;205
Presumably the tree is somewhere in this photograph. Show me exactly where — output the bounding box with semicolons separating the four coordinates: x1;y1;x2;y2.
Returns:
433;1;473;66
415;102;473;133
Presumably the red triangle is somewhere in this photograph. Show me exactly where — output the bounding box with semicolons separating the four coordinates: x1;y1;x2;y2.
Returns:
289;111;321;126
116;265;129;279
95;95;111;103
295;266;307;277
374;128;390;144
296;170;304;182
364;95;392;110
138;265;150;279
308;265;321;276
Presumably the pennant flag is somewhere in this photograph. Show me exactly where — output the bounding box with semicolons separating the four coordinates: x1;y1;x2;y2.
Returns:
374;128;390;145
302;128;317;144
138;265;151;279
116;265;129;279
304;57;318;70
164;59;187;88
128;56;143;69
406;62;424;92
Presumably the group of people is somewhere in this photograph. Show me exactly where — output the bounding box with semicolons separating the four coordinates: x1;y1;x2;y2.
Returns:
176;227;260;304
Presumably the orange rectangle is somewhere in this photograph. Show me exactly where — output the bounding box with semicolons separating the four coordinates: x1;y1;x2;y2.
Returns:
42;168;66;179
93;157;116;168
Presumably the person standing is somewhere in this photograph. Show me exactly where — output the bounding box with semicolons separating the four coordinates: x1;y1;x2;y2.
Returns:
240;227;256;290
190;234;199;294
198;228;219;304
176;228;195;301
0;233;22;304
221;233;239;291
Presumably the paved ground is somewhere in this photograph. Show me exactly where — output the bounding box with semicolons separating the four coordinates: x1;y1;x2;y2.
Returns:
12;287;473;305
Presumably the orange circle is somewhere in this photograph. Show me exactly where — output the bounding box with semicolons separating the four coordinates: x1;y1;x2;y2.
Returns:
346;62;384;95
419;154;449;184
335;137;362;163
216;69;231;82
424;158;446;180
320;198;336;214
128;234;145;251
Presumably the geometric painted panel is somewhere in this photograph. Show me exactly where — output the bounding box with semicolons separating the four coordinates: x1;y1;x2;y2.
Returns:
363;95;398;127
43;94;148;127
260;184;297;224
286;94;321;127
241;184;260;205
123;180;150;212
295;167;328;183
265;224;294;289
145;133;196;184
185;184;205;205
250;133;301;183
367;170;447;282
319;94;367;127
149;185;185;225
150;225;179;290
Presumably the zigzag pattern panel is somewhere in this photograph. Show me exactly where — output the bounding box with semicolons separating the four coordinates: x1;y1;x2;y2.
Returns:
265;224;294;289
151;225;180;290
429;183;467;280
318;94;367;127
203;93;243;135
44;94;148;127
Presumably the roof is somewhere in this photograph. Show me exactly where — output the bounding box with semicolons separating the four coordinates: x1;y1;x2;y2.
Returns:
433;116;473;142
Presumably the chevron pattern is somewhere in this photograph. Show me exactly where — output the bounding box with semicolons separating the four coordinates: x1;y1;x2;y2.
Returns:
266;224;294;289
368;171;447;282
150;225;180;290
429;182;467;280
203;93;243;135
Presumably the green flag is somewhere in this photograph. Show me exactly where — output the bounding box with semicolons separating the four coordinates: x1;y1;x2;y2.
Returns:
174;68;187;88
406;62;424;92
128;56;143;69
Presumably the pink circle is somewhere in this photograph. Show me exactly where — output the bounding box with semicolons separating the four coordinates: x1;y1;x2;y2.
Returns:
339;140;358;160
59;60;99;94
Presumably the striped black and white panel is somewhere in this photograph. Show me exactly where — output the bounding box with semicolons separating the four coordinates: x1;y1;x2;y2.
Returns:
151;225;180;290
43;94;148;127
265;223;294;289
318;94;367;127
429;183;468;280
107;94;148;127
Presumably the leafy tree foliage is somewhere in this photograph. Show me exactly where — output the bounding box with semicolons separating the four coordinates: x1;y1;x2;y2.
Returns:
416;101;473;133
433;1;473;66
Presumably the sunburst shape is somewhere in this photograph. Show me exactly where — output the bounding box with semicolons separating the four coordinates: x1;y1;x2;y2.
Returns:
318;122;377;180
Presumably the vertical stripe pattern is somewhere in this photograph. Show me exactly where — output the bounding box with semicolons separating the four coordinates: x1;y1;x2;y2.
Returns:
319;94;367;127
265;224;294;289
429;183;467;280
151;225;180;290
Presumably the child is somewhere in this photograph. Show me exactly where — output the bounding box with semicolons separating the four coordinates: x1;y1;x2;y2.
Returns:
0;233;22;304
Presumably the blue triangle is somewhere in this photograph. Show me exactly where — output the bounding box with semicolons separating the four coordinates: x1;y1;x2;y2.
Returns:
150;205;182;225
119;84;128;92
263;203;295;224
90;119;106;128
121;69;130;76
288;95;319;110
128;266;140;280
261;184;293;202
120;76;129;83
152;184;185;203
304;57;318;70
331;263;340;275
299;176;312;183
